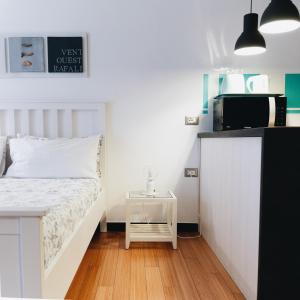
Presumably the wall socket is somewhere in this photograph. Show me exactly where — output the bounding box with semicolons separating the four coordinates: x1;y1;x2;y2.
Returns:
185;116;199;125
185;168;199;177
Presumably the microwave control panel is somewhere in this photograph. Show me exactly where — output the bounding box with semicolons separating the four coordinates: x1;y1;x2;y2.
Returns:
275;97;287;127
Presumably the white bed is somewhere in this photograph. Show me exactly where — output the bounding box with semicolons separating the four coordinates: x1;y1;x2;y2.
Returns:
0;101;106;299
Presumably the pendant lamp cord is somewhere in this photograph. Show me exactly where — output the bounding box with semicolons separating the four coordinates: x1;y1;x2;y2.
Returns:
250;0;253;13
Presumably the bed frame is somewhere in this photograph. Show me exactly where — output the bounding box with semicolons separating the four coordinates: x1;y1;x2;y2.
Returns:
0;101;106;299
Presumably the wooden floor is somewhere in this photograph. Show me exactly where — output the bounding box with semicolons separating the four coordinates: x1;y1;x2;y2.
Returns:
66;232;245;300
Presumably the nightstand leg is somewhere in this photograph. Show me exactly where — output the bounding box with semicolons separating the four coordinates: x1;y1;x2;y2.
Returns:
172;199;177;249
125;234;130;249
125;203;130;249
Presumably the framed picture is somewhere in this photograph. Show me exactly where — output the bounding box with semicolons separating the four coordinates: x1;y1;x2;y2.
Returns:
2;33;87;78
8;37;45;72
47;37;83;73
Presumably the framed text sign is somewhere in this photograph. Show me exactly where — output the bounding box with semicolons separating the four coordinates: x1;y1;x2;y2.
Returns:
47;36;83;73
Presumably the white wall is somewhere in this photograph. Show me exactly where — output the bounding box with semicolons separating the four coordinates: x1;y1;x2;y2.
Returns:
0;0;300;223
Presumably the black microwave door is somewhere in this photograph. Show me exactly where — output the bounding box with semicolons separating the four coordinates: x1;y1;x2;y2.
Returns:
223;98;270;130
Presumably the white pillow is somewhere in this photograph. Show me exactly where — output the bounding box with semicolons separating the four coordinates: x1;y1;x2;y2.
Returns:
6;136;100;179
15;134;103;178
0;136;7;176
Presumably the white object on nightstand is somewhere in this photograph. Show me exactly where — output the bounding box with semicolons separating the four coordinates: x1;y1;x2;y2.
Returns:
125;191;177;249
146;169;156;195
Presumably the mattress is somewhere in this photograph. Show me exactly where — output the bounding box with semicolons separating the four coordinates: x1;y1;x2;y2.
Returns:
0;178;102;269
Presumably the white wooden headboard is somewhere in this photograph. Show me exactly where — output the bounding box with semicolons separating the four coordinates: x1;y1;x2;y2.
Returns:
0;101;106;138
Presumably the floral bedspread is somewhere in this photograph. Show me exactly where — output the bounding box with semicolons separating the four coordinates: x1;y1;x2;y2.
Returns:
0;178;101;269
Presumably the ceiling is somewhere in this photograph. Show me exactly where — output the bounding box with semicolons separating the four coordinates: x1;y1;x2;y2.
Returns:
0;0;299;72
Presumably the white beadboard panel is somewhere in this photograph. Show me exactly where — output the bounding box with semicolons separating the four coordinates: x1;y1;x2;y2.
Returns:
61;109;72;138
20;110;30;136
6;110;15;136
0;101;106;139
200;137;262;300
0;218;19;234
0;235;22;297
19;217;43;298
0;110;6;136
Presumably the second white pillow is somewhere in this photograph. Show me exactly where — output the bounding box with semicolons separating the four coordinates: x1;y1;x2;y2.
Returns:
0;136;7;176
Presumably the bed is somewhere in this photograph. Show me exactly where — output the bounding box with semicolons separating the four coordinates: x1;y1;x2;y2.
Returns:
0;101;106;299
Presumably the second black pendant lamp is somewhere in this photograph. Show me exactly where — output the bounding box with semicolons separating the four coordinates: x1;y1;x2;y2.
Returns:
260;0;300;34
234;0;266;55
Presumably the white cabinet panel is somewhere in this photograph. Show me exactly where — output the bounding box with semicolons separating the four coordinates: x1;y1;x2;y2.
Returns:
0;235;21;297
200;137;262;300
0;218;19;234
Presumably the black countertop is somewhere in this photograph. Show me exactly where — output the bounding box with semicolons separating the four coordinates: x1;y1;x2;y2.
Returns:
215;93;283;99
197;127;300;138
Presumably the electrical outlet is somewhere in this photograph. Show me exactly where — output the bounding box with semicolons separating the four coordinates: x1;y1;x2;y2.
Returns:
185;168;198;177
185;116;199;125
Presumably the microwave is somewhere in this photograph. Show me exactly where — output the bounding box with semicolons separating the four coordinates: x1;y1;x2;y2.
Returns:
213;95;287;131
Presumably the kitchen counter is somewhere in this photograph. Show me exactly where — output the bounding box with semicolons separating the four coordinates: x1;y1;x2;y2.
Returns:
198;126;300;138
198;127;300;300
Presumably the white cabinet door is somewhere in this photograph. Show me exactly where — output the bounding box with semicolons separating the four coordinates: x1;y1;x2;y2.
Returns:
200;137;262;300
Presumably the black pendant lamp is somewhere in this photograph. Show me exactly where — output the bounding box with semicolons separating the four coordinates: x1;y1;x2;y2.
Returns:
234;0;266;56
260;0;300;34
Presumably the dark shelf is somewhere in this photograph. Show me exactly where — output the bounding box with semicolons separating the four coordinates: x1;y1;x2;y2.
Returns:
215;94;283;99
197;127;300;139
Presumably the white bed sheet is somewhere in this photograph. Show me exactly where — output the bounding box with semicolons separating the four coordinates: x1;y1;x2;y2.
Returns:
0;178;102;269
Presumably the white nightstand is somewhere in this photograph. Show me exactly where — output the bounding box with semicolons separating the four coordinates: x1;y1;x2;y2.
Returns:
125;190;177;249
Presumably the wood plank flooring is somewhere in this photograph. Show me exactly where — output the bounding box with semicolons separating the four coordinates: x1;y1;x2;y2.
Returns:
66;232;245;300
